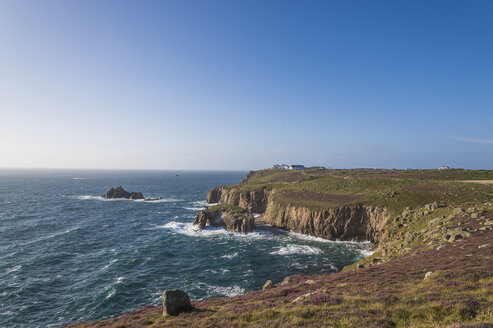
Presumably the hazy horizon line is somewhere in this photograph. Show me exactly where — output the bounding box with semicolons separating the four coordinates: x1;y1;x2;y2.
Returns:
0;166;491;171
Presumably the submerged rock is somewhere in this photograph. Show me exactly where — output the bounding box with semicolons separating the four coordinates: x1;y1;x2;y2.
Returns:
162;289;192;316
102;186;144;200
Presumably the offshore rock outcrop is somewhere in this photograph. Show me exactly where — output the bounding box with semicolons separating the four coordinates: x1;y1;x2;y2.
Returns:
207;187;390;242
193;208;256;234
102;186;163;201
103;186;144;200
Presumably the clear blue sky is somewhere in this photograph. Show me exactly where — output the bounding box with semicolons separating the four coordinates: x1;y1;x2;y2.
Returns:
0;0;492;170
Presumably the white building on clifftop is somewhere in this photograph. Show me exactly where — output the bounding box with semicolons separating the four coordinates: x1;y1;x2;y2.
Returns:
288;165;306;170
273;164;307;170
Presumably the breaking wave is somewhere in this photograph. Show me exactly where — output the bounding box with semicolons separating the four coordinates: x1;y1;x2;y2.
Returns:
157;221;226;237
78;195;182;203
270;245;323;256
192;282;245;299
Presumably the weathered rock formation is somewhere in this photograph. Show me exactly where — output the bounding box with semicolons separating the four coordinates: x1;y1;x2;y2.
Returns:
103;186;144;200
193;208;256;233
207;186;271;213
262;201;390;242
162;289;192;316
102;186;164;201
206;187;390;243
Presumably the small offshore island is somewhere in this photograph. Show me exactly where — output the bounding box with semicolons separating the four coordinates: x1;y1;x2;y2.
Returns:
102;186;163;202
70;168;493;328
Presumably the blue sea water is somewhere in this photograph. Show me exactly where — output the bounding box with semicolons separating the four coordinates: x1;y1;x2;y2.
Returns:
0;169;371;327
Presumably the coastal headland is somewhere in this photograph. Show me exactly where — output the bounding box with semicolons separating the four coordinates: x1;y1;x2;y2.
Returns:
69;168;493;327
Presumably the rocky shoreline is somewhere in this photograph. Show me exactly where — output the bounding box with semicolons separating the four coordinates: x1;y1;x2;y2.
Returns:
69;169;493;327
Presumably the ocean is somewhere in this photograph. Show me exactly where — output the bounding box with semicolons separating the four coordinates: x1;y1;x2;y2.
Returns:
0;169;371;327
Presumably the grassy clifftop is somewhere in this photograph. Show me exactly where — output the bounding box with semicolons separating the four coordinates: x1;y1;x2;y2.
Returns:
226;168;493;214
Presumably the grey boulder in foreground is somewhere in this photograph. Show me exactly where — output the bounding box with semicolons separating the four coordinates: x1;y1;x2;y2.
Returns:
162;289;192;316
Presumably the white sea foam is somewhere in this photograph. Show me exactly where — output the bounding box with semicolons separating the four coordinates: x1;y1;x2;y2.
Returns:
105;276;125;299
220;252;238;259
184;206;205;211
79;195;102;200
287;231;374;257
71;177;88;180
208;284;244;297
193;282;245;299
106;289;115;299
234;228;273;239
78;195;182;202
144;198;184;203
287;231;333;243
156;221;274;239
191;200;218;207
287;231;371;246
291;262;308;269
6;265;21;274
158;221;225;237
270;245;323;256
359;249;374;257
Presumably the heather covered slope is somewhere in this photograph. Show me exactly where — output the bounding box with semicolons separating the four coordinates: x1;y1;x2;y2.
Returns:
68;169;493;327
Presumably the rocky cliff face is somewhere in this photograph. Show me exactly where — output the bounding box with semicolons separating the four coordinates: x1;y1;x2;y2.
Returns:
193;209;255;234
262;200;390;242
207;187;270;213
207;187;390;242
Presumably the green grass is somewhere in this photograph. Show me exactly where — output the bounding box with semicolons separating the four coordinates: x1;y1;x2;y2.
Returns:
226;169;493;213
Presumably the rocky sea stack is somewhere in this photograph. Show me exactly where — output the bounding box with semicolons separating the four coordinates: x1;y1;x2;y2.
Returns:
102;186;144;200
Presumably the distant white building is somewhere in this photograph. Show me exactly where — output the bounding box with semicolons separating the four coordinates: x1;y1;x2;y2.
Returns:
288;165;306;170
273;164;307;170
439;165;450;170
